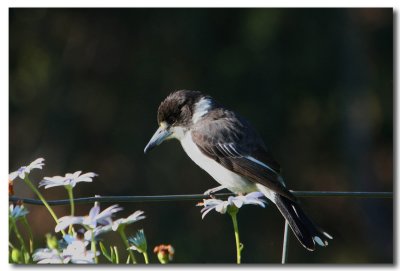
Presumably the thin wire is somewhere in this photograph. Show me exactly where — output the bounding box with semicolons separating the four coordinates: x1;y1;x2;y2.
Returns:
9;191;392;206
292;191;392;198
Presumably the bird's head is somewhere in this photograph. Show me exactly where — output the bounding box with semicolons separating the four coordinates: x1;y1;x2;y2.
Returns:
144;90;212;154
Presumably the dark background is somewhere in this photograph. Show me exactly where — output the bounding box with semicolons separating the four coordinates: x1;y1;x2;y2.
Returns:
9;8;393;263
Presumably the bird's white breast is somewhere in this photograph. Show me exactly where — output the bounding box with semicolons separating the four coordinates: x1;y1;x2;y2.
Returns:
179;131;257;194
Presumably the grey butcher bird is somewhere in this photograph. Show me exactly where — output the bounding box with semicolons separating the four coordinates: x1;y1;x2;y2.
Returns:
144;90;332;251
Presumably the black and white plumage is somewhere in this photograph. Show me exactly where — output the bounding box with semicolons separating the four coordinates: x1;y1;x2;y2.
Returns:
144;90;332;251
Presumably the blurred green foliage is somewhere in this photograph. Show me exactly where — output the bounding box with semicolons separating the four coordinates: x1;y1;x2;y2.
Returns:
9;8;393;263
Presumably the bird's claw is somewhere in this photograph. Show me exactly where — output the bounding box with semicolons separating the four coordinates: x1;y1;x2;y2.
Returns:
203;185;226;198
203;189;213;196
203;189;216;198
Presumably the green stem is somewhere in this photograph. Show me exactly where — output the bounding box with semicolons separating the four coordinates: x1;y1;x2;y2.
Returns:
66;186;75;234
229;209;241;264
114;246;119;264
91;229;98;264
10;218;28;264
143;252;149;264
118;226;137;264
23;176;66;236
21;217;34;253
9;241;16;249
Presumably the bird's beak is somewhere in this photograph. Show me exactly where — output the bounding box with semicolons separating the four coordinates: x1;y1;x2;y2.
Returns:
144;125;172;154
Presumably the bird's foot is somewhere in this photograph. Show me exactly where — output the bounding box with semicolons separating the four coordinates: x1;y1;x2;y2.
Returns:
203;185;226;198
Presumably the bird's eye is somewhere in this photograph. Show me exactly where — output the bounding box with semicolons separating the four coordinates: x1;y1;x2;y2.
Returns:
166;117;175;125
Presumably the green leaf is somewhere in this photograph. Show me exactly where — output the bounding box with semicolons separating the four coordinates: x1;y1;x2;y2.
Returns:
99;242;113;262
99;242;109;257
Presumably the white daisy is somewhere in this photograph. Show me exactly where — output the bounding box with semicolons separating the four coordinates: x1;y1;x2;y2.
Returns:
32;248;65;264
9;158;45;181
198;192;267;219
39;171;97;189
33;237;97;264
83;224;113;241
111;210;146;231
61;239;97;264
55;203;122;232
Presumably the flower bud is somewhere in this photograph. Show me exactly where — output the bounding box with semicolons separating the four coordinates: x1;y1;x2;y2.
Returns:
9;180;14;196
154;244;174;264
46;233;58;250
11;248;21;263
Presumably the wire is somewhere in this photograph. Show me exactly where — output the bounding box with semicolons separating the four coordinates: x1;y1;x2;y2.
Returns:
9;191;392;206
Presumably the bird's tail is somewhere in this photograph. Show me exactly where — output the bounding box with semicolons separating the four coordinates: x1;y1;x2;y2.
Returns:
274;194;332;251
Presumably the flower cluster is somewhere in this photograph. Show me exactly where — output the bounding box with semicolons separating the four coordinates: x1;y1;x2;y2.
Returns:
32;201;147;264
9;157;271;265
9;158;153;265
33;234;97;264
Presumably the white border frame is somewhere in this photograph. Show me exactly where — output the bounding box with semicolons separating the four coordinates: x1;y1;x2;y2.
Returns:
3;1;398;271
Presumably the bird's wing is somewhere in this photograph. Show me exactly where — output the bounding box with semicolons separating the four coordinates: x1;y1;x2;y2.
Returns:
192;110;295;201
